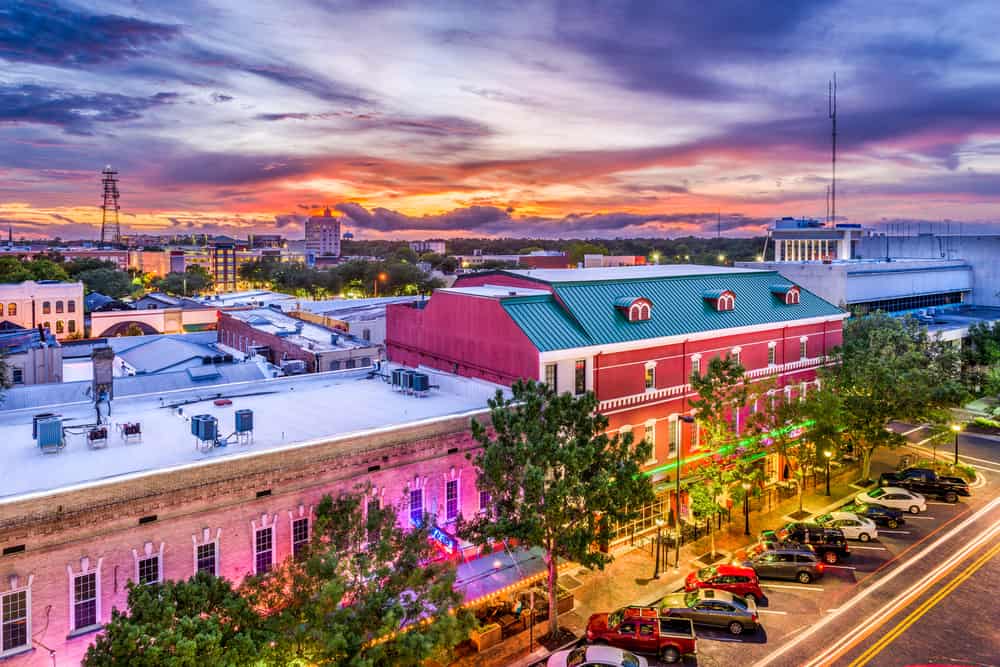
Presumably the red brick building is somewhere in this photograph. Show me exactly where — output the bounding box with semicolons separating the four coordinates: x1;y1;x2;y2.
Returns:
388;265;847;527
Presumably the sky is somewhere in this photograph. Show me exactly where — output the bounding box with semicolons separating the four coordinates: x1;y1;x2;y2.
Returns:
1;0;999;241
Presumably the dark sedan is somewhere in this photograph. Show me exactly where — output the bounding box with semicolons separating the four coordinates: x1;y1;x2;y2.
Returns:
657;589;758;635
839;501;906;529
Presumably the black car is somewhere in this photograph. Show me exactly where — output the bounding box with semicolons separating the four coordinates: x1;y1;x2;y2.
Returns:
759;522;850;564
840;501;906;529
879;467;971;503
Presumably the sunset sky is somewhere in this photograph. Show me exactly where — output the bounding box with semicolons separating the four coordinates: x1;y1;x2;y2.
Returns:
2;1;999;240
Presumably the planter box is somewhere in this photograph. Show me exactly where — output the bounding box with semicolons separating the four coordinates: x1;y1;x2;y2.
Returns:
557;592;574;615
470;623;502;652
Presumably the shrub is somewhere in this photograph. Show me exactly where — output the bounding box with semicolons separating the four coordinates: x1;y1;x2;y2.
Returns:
972;416;1000;430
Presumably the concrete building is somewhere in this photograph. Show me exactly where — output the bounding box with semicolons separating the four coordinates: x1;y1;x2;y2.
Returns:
0;281;84;340
455;250;570;270
88;303;218;337
218;308;379;373
0;369;500;665
127;250;171;278
305;208;342;259
389;264;847;529
582;254;647;268
210;238;237;293
249;234;285;249
280;295;424;348
766;217;866;262
410;240;446;255
0;326;62;386
0;247;130;271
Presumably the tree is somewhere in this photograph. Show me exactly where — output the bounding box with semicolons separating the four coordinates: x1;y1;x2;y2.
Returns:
566;241;608;266
77;268;133;298
247;491;471;666
0;257;32;283
154;266;214;296
828;313;966;482
25;258;70;282
461;380;654;637
83;572;267;667
65;258;119;277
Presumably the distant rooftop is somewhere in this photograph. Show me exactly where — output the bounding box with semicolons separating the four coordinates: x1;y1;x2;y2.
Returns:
506;264;766;283
283;296;423;321
0;368;500;503
225;308;373;351
192;290;296;308
439;285;552;299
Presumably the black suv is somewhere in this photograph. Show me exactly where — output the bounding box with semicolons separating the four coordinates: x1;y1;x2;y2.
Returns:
759;522;850;564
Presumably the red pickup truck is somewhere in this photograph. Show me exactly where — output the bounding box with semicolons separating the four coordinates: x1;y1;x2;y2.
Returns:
586;606;697;664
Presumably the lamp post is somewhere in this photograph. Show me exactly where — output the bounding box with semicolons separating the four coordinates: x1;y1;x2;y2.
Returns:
741;481;751;535
824;449;833;496
373;272;388;297
677;415;696;570
951;423;962;465
652;518;664;579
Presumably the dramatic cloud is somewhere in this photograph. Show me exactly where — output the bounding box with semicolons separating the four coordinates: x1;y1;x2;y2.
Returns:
0;84;177;134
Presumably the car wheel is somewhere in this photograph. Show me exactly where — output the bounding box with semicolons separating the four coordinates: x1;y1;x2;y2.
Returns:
729;621;744;635
887;519;899;529
660;646;681;663
945;492;958;503
797;571;812;584
859;533;871;542
909;505;920;514
823;551;839;564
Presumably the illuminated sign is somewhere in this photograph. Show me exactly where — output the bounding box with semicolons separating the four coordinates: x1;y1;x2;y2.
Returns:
429;527;455;554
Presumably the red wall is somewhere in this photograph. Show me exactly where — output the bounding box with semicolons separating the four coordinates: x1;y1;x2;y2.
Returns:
387;292;539;385
452;273;553;292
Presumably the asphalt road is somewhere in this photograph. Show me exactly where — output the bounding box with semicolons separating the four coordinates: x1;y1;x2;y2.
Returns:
653;424;1000;667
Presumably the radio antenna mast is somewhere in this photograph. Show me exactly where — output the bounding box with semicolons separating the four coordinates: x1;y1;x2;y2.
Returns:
100;166;121;246
828;73;837;224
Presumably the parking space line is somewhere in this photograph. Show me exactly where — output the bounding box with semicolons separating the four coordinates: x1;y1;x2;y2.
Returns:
908;516;935;520
757;609;788;615
926;501;953;506
851;545;888;551
878;530;911;535
825;565;857;570
763;583;824;591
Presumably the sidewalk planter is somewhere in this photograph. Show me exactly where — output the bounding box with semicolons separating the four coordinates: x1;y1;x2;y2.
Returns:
557;590;574;614
470;623;502;652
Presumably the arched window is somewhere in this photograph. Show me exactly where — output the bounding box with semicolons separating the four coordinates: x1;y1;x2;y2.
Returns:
56;320;64;334
42;301;51;314
717;293;735;311
616;296;653;322
7;303;15;316
55;300;64;313
786;289;801;305
67;300;76;313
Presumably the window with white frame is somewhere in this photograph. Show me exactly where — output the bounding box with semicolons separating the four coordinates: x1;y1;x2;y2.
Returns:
292;517;310;558
644;419;657;464
1;587;29;654
409;488;423;526
800;337;808;360
669;418;681;456
544;363;557;390
196;542;217;575
644;363;655;391
446;479;459;521
73;572;98;630
767;343;777;366
574;359;586;395
731;347;741;366
137;555;160;585
254;526;274;574
691;354;701;378
800;381;808;402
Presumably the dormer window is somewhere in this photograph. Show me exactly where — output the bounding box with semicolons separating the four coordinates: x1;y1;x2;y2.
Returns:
614;296;652;322
771;284;801;305
703;289;735;312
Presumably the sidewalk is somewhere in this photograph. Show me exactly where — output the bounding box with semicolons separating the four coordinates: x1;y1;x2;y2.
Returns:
455;463;882;667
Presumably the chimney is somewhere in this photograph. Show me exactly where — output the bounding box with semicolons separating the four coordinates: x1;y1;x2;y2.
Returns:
92;345;115;403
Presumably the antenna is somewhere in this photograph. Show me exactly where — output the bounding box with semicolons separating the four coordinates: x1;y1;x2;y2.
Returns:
828;73;837;224
100;166;121;246
825;184;831;224
717;210;721;239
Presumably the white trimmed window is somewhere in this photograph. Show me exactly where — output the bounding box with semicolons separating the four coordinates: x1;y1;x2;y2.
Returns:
478;490;490;514
409;488;424;526
1;583;30;655
767;342;777;366
800;337;808;360
138;555;160;585
800;381;808;402
73;572;98;630
445;479;459;521
691;354;701;378
668;417;681;457
196;543;217;575
644;419;657;464
544;363;557;389
731;347;741;366
292;517;310;558
254;526;274;574
644;362;656;391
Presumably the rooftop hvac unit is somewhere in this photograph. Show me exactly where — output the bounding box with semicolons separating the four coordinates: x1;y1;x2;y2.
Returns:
411;373;430;395
391;368;405;390
235;409;253;433
36;416;64;453
32;413;57;439
191;414;218;442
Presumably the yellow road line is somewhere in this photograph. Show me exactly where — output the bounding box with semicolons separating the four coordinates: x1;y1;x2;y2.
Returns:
848;538;1000;667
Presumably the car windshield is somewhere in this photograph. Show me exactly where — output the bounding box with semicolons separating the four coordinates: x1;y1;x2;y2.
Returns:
685;591;701;607
868;488;886;498
816;513;832;524
621;651;641;667
728;596;748;610
697;566;717;580
608;609;624;628
566;647;588;666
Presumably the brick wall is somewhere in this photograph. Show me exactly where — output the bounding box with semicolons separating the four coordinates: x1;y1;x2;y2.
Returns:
217;312;317;371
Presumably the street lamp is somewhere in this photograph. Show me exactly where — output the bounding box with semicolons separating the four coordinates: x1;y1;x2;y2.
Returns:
741;481;751;536
951;423;963;465
824;449;833;496
717;254;726;263
374;272;388;297
677;415;696;570
652;518;665;579
651;252;661;265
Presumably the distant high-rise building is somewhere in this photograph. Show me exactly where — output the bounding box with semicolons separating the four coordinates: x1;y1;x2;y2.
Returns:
305;208;341;258
210;237;237;292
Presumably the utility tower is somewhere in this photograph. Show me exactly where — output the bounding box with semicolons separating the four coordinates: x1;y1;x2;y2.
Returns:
828;74;837;224
100;166;121;246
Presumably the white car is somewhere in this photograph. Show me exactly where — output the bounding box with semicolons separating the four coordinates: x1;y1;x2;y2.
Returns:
547;645;648;667
815;511;879;542
856;487;926;514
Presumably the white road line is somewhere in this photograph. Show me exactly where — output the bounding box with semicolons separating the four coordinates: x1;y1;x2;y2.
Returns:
762;583;824;591
752;495;1000;667
851;546;888;551
900;425;926;436
824;565;857;570
878;530;911;534
908;515;936;520
757;609;788;615
926;501;953;505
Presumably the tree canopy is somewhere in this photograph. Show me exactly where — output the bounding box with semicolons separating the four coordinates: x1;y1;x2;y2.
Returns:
461;380;654;636
77;268;134;298
154;266;214;296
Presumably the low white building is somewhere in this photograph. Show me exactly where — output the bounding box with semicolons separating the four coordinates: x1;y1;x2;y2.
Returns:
0;280;84;339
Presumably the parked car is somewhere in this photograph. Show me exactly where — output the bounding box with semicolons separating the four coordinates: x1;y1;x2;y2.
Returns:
657;589;758;635
856;486;926;514
547;645;648;667
739;545;826;583
759;522;851;564
586;606;697;664
838;501;906;529
684;564;766;604
814;511;879;542
879;467;971;503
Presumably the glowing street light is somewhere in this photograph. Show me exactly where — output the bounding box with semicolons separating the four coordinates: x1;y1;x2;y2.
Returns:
650;252;661;264
717;254;726;264
824;449;833;496
741;481;751;535
652;518;665;579
950;423;963;464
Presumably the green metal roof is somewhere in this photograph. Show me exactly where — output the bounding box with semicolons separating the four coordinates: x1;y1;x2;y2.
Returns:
702;289;729;299
612;296;645;309
500;270;844;352
770;283;796;295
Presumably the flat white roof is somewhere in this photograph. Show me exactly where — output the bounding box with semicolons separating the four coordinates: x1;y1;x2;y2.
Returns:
0;368;501;503
438;285;552;298
507;264;766;283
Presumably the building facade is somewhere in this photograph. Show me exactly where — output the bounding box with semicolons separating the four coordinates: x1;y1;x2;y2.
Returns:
410;240;447;255
388;265;847;520
0;327;62;386
305;209;342;258
0;281;84;340
210;239;237;293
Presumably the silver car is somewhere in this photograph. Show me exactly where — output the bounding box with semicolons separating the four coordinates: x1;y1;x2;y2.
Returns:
740;546;826;584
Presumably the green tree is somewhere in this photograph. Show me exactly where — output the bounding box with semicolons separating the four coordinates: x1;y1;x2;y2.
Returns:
238;259;277;288
565;241;608;266
0;257;32;283
461;380;654;637
828;313;966;482
247;491;471;666
83;572;267;667
154;266;214;296
25;258;70;281
77;268;133;298
65;258;118;277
